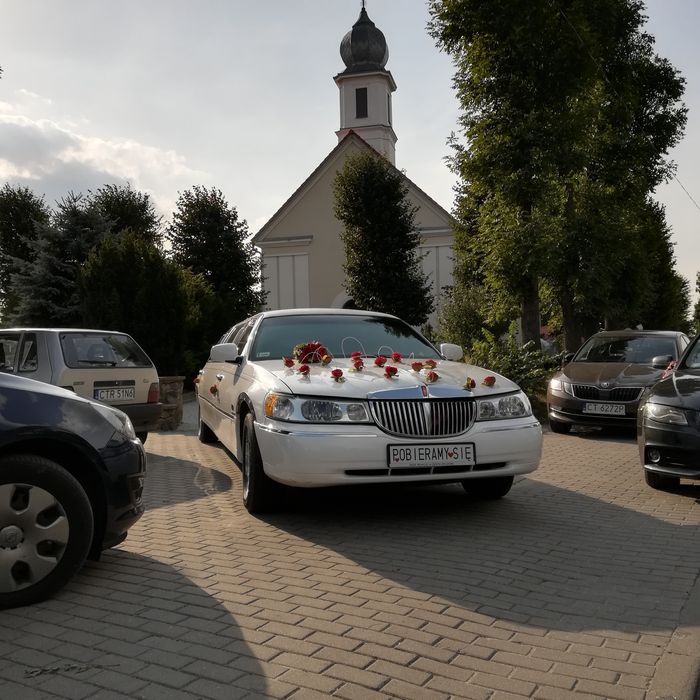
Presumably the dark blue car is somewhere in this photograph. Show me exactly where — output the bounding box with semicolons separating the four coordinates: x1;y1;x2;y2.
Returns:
0;373;146;608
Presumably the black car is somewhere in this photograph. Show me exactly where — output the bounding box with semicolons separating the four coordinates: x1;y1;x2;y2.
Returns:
638;334;700;490
0;373;146;608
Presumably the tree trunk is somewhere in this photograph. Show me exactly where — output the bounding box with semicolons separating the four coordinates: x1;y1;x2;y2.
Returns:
560;288;583;352
520;276;541;347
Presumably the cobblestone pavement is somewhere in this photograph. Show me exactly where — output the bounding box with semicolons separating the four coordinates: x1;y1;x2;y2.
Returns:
1;406;700;699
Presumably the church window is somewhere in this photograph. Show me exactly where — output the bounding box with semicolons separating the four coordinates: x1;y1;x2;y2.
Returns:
355;88;368;119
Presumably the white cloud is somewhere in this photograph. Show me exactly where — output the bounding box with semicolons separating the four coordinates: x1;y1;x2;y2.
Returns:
0;112;208;214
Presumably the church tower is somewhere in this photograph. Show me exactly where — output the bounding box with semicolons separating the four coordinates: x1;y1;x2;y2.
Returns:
334;4;397;164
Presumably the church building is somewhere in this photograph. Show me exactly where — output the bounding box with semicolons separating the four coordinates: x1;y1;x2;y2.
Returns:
252;5;455;327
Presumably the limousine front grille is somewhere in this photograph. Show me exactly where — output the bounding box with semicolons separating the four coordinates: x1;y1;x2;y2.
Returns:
368;399;477;438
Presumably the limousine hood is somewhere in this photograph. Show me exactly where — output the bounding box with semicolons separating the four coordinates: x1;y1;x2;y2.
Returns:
262;358;521;399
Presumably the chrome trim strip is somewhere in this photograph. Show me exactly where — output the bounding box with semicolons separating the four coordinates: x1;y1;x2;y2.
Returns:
255;423;376;439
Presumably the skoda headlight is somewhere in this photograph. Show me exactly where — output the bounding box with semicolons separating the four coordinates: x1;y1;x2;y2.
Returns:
476;392;532;421
264;392;369;423
549;378;573;395
645;402;688;425
94;403;137;440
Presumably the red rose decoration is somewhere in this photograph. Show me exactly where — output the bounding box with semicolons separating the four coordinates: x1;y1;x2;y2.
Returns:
298;364;310;376
331;368;344;382
411;361;424;372
391;352;402;363
384;365;398;379
374;356;387;367
423;359;437;369
351;358;364;371
283;356;295;368
425;370;439;383
351;351;362;359
483;375;496;387
209;385;218;395
293;341;331;364
464;377;476;390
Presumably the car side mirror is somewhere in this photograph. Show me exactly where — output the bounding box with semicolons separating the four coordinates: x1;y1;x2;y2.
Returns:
209;343;244;364
439;343;464;362
563;352;574;366
651;354;673;369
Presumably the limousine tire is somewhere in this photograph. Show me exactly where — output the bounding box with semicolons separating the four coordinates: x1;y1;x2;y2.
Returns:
461;475;514;500
242;413;278;514
0;455;94;609
136;432;148;444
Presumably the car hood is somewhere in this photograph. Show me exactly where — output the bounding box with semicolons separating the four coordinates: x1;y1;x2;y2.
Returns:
647;369;700;410
259;358;520;399
560;362;663;387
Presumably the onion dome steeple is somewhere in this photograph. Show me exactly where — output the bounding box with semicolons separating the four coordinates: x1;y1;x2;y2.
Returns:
339;6;389;74
334;3;397;164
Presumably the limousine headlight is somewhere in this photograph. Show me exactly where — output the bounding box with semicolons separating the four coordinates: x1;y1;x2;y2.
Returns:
264;393;369;423
476;392;532;421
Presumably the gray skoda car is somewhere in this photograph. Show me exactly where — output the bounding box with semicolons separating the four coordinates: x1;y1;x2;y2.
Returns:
547;330;690;433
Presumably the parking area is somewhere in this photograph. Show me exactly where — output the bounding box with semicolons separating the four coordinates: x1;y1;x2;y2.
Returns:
1;408;699;700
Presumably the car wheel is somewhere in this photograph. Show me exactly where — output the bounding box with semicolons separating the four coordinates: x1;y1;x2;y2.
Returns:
549;415;572;434
0;455;94;610
197;407;218;444
462;475;514;500
644;470;680;491
241;413;278;514
136;432;148;444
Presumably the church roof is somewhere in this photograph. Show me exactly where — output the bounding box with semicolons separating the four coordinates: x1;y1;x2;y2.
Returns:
252;131;453;246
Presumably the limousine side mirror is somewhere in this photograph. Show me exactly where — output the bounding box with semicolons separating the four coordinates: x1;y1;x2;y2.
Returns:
651;354;674;369
210;343;244;364
563;352;575;366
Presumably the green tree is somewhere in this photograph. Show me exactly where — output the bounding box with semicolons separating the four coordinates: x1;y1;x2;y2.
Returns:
429;0;687;348
166;186;264;339
10;193;109;325
333;151;433;326
80;231;192;375
0;184;50;321
87;183;162;246
692;273;700;335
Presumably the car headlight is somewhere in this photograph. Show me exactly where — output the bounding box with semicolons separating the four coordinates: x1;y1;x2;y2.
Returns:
645;402;688;425
476;392;532;421
94;402;137;440
264;392;370;423
549;378;573;395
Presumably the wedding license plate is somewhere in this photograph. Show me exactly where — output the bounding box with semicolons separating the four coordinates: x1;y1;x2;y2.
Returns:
583;403;625;416
388;443;476;469
94;387;135;402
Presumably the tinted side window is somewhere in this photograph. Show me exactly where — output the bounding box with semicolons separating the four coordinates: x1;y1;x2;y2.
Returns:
0;334;19;373
18;333;38;373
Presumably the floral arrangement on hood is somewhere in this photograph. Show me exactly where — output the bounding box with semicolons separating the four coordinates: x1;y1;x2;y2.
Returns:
292;341;332;364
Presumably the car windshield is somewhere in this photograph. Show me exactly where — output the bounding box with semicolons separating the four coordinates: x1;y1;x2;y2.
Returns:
60;333;153;368
573;335;677;364
249;314;441;362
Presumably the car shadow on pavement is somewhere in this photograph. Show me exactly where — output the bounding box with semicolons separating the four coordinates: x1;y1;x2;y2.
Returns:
0;550;265;698
261;477;700;638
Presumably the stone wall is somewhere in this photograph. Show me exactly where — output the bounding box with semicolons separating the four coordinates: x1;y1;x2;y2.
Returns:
157;376;185;430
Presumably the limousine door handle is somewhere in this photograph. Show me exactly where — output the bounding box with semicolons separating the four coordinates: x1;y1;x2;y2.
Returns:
216;373;224;381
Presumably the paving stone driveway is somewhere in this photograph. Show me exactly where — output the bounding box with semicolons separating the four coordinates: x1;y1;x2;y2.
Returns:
1;413;700;700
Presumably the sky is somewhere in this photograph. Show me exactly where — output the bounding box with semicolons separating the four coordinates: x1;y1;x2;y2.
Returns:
0;0;698;297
